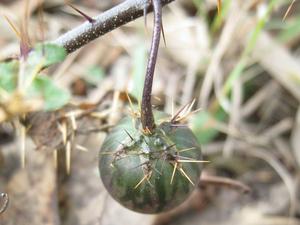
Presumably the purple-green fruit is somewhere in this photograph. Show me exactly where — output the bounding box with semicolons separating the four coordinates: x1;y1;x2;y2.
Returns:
99;112;202;214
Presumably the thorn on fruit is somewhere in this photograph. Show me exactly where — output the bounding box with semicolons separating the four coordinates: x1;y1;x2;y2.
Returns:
134;173;148;189
179;167;195;186
171;99;196;124
134;170;153;189
170;162;178;184
142;127;152;135
124;129;134;141
164;144;176;151
178;147;196;153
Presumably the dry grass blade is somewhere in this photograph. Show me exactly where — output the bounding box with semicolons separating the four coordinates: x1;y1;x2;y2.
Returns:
217;0;222;15
283;0;296;21
199;0;242;108
53;149;58;169
291;107;300;167
0;193;9;215
3;15;21;39
241;81;279;118
252;32;300;101
238;143;297;217
58;122;68;145
262;118;293;140
75;144;88;152
66;141;71;174
223;78;242;157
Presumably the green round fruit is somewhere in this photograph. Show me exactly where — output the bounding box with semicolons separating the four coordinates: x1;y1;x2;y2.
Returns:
99;112;202;214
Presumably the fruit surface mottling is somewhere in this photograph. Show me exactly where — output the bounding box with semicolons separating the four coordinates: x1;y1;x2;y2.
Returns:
99;112;202;214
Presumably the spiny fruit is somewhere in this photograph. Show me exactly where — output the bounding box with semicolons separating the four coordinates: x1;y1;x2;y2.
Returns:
99;111;202;214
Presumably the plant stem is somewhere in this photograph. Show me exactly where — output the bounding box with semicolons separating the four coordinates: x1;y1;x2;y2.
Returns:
141;0;162;132
52;0;173;54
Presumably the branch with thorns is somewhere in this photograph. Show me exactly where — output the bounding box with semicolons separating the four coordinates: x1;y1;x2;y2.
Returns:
53;0;175;54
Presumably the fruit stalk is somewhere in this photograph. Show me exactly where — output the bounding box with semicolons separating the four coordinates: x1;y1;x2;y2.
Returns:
141;0;162;132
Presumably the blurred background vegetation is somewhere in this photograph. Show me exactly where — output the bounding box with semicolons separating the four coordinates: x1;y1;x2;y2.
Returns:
0;0;300;224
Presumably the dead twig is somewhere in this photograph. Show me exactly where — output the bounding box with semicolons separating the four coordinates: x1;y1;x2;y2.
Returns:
0;193;9;215
199;174;251;194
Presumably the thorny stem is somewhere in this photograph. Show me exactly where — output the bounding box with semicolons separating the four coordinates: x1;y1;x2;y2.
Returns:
141;0;162;132
52;0;174;54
